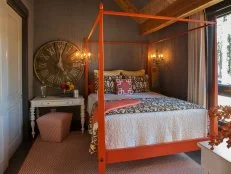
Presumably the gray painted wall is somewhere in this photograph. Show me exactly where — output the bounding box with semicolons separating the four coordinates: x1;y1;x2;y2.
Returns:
33;0;188;101
30;0;188;131
148;23;188;100
34;0;148;97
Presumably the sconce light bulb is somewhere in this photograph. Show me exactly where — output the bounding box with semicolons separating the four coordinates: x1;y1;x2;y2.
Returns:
75;52;80;57
87;52;91;57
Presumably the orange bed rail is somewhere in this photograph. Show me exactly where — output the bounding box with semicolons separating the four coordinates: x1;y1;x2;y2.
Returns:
106;137;209;164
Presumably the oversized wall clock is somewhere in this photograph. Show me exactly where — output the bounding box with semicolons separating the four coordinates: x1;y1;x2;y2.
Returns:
34;40;84;88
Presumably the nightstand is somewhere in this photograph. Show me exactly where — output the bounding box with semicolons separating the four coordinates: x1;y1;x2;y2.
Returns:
30;96;85;138
198;141;231;174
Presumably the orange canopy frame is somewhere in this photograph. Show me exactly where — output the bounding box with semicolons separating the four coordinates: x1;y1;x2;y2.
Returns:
85;3;218;174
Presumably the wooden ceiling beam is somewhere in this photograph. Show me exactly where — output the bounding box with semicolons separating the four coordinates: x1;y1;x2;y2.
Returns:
140;0;223;35
113;0;145;24
140;0;177;16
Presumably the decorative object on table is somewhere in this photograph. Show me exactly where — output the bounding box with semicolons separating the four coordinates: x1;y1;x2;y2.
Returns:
40;85;47;98
209;105;231;150
74;89;79;98
37;112;72;143
34;40;91;88
60;82;75;97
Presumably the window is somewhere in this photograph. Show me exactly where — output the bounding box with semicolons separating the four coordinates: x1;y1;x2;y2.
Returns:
217;14;231;105
217;14;231;85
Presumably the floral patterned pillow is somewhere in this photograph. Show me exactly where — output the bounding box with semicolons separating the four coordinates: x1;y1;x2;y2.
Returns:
115;79;133;95
94;75;122;93
125;75;150;93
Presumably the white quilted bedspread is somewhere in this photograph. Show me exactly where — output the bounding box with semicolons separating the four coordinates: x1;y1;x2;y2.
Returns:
88;92;208;150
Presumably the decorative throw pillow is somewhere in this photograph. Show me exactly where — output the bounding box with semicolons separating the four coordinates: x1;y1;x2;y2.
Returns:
94;75;122;93
121;69;145;77
115;79;133;95
126;75;150;93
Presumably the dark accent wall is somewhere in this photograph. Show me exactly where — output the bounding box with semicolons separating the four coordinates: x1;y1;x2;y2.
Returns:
34;0;189;101
148;23;188;100
34;0;149;130
34;0;148;97
88;44;148;81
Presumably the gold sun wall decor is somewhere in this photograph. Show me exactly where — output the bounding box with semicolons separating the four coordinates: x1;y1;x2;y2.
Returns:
34;40;85;88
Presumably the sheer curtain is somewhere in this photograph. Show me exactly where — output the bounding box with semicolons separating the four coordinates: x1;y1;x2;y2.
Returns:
188;11;206;107
0;2;9;173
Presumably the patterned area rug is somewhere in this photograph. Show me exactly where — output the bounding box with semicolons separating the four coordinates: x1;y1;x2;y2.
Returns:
19;132;202;174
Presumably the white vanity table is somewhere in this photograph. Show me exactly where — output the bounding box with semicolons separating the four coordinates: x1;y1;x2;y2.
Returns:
30;96;85;138
198;140;231;174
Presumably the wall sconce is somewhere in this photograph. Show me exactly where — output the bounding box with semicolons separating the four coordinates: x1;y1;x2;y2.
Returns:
71;50;91;66
150;50;164;65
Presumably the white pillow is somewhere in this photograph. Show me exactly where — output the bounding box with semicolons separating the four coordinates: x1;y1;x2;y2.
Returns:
94;70;121;76
121;69;145;76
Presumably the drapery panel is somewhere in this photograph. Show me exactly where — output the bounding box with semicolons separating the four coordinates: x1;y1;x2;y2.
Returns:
188;11;207;107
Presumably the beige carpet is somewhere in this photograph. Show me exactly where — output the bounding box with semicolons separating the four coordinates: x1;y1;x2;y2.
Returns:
19;132;202;174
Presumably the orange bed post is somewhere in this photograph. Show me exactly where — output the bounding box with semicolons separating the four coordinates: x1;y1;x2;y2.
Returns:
84;41;89;98
87;13;100;41
210;18;218;137
106;137;208;164
98;2;106;174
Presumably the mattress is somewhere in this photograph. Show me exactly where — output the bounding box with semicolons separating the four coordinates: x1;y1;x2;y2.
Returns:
88;92;208;150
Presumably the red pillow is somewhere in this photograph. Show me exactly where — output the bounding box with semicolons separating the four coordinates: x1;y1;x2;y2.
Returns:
115;79;133;95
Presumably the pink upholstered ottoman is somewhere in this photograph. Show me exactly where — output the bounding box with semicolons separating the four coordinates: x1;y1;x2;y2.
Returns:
37;112;72;142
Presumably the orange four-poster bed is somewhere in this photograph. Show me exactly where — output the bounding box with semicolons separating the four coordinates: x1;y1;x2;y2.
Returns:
85;2;218;174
